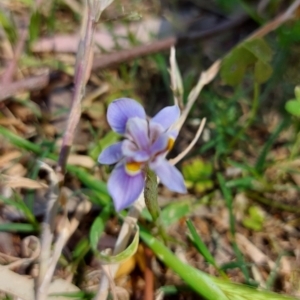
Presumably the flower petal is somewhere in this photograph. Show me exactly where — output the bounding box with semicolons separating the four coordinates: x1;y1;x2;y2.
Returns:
98;142;123;165
107;98;146;134
108;164;145;211
149;121;164;144
150;158;187;193
151;105;180;130
126;117;149;150
150;133;169;156
122;140;150;161
168;129;179;140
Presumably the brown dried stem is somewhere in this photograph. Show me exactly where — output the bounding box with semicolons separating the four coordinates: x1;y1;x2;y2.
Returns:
35;1;98;299
56;3;96;178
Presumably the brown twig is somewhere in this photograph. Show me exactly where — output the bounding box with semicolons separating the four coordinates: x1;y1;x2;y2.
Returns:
144;247;154;300
1;26;28;84
1;1;300;102
35;1;99;299
56;3;96;178
92;13;247;70
0;74;50;101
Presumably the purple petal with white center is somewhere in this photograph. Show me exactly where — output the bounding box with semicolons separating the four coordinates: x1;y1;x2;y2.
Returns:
150;133;169;156
108;164;145;211
107;98;146;134
98;142;123;165
151;105;180;131
122;140;150;161
126;117;149;150
150;158;187;193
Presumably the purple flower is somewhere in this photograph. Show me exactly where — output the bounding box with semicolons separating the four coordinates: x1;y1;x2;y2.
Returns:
98;98;187;211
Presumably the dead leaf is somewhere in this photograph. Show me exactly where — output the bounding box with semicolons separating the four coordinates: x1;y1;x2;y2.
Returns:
236;233;275;269
0;151;21;167
1;175;48;189
67;154;95;169
4;163;27;177
115;256;136;279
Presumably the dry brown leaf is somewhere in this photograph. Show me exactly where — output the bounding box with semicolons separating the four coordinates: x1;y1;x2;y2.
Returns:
0;151;22;167
236;233;275;269
4;163;27;177
67;154;95;169
0;265;79;300
1;175;48;189
0;118;24;126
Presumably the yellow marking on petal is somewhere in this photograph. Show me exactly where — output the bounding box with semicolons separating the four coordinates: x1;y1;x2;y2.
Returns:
167;138;175;151
125;161;142;175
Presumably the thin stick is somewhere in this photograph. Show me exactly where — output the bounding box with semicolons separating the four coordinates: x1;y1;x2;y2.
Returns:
92;14;247;70
170;118;206;166
144;247;154;300
35;162;59;300
36;1;98;299
1;26;28;84
56;2;96;178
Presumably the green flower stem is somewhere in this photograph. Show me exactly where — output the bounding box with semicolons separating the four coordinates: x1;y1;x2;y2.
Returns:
144;167;168;243
144;167;159;222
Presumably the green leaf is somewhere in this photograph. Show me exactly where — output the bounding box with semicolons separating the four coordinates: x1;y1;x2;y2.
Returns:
72;238;90;260
161;201;190;226
0;195;37;226
285;100;300;116
194;180;213;193
186;219;216;266
90;206;110;251
140;226;229;300
29;11;41;42
242;38;273;63
140;226;297;300
182;158;212;182
254;60;273;84
220;48;252;86
226;176;254;189
0;223;38;233
96;225;139;264
243;206;265;231
182;158;213;193
243;218;262;231
0;126;41;153
221;38;273;86
0;10;17;43
294;86;300;101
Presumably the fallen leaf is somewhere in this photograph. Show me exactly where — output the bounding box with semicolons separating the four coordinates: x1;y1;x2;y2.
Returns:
67;154;95;169
0;151;21;167
1;175;48;189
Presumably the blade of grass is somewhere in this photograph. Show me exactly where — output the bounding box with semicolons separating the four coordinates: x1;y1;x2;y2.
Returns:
217;172;251;284
0;195;38;226
186;219;227;278
140;226;229;300
0;126;110;204
255;118;288;174
140;226;297;300
265;253;285;290
0;223;38;233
